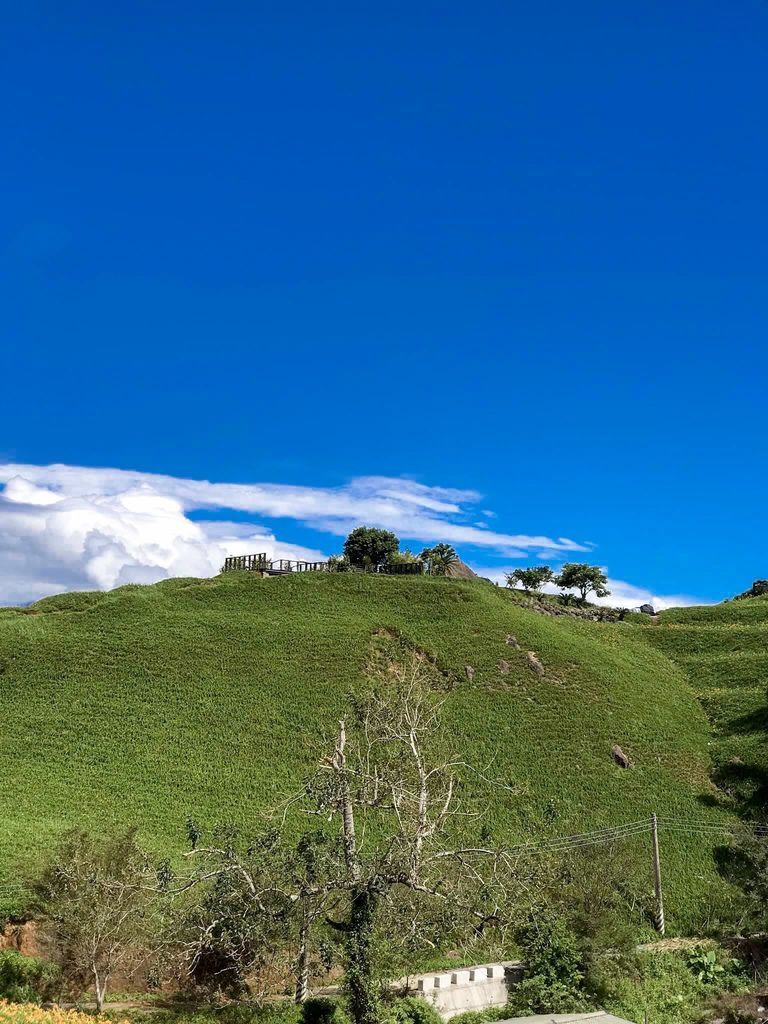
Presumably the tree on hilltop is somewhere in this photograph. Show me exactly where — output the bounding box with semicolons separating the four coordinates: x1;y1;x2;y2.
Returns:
419;543;459;576
555;563;610;604
505;566;554;594
343;527;399;569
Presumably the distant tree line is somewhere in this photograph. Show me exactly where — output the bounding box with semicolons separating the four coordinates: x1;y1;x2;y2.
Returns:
505;563;610;604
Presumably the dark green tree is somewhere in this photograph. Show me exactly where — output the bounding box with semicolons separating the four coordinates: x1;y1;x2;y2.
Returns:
555;563;610;603
343;527;399;569
419;544;459;576
505;566;554;593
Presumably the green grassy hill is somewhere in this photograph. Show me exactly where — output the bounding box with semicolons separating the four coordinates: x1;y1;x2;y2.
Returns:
630;595;768;819
0;573;737;926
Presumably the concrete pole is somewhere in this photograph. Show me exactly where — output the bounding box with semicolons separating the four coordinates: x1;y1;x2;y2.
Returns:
651;813;665;935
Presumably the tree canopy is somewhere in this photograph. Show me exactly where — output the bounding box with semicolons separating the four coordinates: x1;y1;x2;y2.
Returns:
555;563;610;603
343;527;400;569
505;566;554;593
419;543;459;576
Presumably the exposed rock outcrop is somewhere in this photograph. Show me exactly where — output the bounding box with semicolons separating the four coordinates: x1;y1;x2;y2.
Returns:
611;744;631;768
527;652;545;676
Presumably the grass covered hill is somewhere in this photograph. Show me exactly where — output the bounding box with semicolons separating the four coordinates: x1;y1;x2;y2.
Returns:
0;572;735;924
631;594;768;819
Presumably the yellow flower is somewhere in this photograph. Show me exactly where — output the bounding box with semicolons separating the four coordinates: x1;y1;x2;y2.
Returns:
0;1002;129;1024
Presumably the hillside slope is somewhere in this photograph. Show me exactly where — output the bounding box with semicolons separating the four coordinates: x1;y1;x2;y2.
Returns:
631;595;768;818
0;573;734;924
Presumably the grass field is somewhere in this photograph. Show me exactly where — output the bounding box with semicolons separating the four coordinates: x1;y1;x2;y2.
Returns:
0;572;738;926
631;596;768;819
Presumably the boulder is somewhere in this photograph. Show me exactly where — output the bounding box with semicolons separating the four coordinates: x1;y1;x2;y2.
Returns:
526;652;545;676
465;665;475;681
611;744;631;769
505;634;521;649
639;603;655;615
498;659;510;675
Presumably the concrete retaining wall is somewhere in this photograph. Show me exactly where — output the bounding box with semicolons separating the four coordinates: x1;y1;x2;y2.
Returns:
408;961;524;1019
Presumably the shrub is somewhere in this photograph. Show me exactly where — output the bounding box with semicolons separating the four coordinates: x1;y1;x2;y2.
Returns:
386;997;442;1024
444;1009;509;1024
507;912;589;1015
0;950;60;1004
300;997;350;1024
685;946;744;990
595;947;747;1024
327;555;352;573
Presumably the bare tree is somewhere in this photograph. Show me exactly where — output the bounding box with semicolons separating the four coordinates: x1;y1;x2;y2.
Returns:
179;641;525;1023
34;829;159;1012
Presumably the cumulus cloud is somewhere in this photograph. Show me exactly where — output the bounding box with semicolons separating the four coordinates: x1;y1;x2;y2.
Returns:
0;461;602;605
0;473;325;604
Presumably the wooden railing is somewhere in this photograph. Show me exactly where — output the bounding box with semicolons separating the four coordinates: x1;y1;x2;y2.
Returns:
222;554;329;574
222;553;425;576
223;553;270;572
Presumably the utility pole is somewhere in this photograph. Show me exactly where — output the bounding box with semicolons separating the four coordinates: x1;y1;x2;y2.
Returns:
651;813;665;935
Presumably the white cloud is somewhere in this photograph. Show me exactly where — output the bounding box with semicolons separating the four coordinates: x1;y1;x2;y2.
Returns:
0;461;591;605
0;474;325;604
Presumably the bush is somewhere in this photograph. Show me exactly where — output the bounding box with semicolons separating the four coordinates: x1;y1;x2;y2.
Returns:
447;1009;510;1024
685;946;744;990
120;1008;302;1024
300;997;350;1024
507;912;589;1015
595;948;748;1024
327;555;352;573
0;950;60;1004
386;997;442;1024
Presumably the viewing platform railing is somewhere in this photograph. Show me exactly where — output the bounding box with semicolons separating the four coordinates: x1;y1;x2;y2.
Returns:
222;553;424;576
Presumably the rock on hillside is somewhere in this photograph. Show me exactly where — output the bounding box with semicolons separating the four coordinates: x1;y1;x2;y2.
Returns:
734;579;768;600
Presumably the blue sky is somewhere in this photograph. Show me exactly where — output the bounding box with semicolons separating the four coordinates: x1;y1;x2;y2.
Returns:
1;1;766;605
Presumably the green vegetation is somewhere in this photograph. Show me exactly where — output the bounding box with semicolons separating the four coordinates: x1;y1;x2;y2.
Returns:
629;594;768;818
507;912;589;1014
554;564;611;603
0;571;736;930
504;566;554;594
597;946;746;1024
0;952;59;1005
417;545;458;576
342;528;400;570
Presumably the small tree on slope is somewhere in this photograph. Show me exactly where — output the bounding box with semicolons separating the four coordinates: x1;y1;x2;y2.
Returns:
505;566;554;594
555;563;610;603
34;829;158;1012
